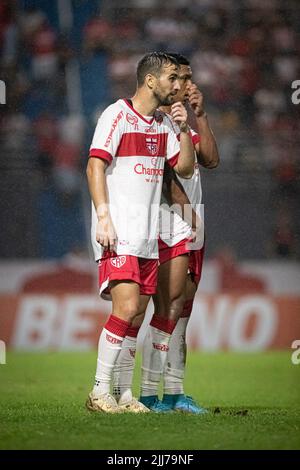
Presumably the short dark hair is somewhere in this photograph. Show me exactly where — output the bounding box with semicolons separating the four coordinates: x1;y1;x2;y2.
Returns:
167;53;190;66
136;52;179;87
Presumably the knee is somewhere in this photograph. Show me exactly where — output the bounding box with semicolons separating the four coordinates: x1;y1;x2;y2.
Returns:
132;311;145;328
154;295;185;322
115;300;140;323
169;295;186;320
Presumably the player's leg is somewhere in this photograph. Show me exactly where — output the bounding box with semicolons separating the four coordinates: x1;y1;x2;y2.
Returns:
140;253;189;410
112;295;149;413
162;247;207;414
162;274;202;412
87;254;153;413
87;279;143;413
163;274;196;395
111;258;158;412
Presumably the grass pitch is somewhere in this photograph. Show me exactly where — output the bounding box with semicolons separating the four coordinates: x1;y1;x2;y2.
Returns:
0;351;299;450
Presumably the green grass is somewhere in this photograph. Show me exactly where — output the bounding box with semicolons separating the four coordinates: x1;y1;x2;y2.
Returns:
0;351;299;450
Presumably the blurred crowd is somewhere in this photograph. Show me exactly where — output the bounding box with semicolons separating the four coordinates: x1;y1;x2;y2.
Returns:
0;0;299;259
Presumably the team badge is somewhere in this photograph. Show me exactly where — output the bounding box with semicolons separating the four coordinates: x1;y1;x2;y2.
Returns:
146;137;158;156
110;256;127;268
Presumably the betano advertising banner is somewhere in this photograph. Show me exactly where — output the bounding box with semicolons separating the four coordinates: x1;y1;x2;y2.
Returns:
0;260;299;351
0;293;299;351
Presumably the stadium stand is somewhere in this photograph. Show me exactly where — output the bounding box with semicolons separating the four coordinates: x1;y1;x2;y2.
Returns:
0;0;299;259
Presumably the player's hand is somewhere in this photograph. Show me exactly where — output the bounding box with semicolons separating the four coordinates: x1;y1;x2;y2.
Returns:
188;84;205;118
170;101;188;131
96;214;117;252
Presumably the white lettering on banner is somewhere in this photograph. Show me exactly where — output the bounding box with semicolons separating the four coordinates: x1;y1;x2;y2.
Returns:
12;297;58;350
228;297;278;351
59;296;99;350
187;296;278;351
194;296;229;350
11;295;108;350
10;295;279;351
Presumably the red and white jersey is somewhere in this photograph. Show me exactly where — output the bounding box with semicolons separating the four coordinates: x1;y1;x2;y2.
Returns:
159;114;204;249
89;99;181;261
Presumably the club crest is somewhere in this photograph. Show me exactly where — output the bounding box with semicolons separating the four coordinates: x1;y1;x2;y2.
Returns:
146;137;158;156
110;256;127;268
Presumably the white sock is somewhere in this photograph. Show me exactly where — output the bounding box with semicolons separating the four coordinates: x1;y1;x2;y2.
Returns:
92;315;130;397
140;315;176;397
163;317;189;395
112;335;137;404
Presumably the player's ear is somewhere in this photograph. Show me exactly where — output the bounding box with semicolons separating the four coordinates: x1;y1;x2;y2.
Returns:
145;73;155;90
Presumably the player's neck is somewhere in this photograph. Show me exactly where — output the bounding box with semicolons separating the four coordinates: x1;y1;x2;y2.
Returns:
131;91;158;117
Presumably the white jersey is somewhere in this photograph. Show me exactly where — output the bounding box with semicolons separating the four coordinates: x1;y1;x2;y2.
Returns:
159;114;204;248
89;99;181;261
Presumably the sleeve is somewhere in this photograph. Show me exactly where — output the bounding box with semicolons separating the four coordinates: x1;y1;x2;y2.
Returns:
89;104;124;165
190;128;201;146
165;122;180;169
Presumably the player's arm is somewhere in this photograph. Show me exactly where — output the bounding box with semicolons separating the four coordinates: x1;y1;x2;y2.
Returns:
163;166;199;237
86;157;116;252
188;84;219;169
170;101;195;179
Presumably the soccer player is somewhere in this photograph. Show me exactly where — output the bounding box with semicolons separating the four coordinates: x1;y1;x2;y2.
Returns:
112;54;219;413
86;52;195;413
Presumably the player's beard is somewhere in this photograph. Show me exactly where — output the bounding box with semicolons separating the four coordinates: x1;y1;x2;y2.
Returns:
153;89;176;106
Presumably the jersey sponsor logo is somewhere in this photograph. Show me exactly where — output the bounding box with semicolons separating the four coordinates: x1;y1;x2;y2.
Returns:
106;333;122;344
134;163;164;177
104;110;124;148
126;112;138;130
145;126;156;134
152;342;169;352
146;137;158;155
110;256;127;268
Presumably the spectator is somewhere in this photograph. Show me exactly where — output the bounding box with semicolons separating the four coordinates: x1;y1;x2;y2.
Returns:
271;209;297;259
30;21;58;81
82;16;113;55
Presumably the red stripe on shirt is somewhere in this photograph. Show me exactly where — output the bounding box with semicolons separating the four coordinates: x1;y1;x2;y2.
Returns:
167;152;179;168
192;133;200;145
176;131;200;147
89;148;113;164
116;132;168;157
